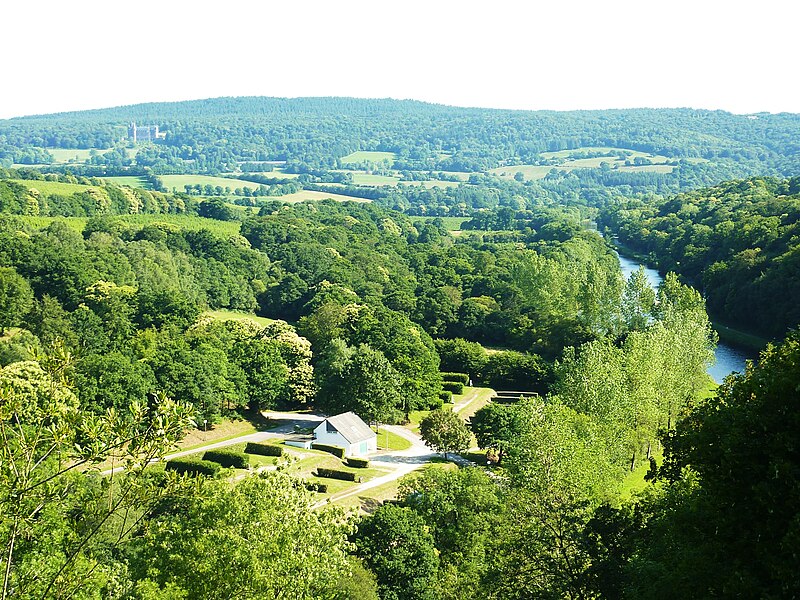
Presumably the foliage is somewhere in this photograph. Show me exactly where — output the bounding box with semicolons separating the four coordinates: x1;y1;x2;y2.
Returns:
441;372;469;384
419;409;472;458
201;448;250;469
346;457;370;468
165;457;222;477
316;468;359;482
353;503;439;600
128;472;354;599
469;402;524;464
441;381;464;394
244;441;283;457
311;443;346;459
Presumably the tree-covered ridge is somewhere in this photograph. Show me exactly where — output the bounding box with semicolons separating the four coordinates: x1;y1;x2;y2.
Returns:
2;98;799;203
598;176;800;337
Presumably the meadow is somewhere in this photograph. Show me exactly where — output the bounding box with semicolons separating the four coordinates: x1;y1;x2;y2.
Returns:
160;174;263;192
339;151;396;164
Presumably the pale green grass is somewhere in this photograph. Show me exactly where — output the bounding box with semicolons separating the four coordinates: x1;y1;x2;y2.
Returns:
16;214;241;237
103;176;149;188
405;403;455;434
399;180;462;189
454;387;495;420
160;175;262;192
278;189;371;203
15;216;88;232
10;179;96;194
46;148;112;163
619;449;662;502
376;428;412;451
205;310;274;327
349;173;400;186
539;146;655;160
563;157;621;168
416;216;470;231
488;165;555;181
616;164;675;173
340;151;396;164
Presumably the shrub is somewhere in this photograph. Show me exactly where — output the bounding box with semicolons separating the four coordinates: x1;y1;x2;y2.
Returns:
439;390;453;402
347;457;370;468
311;443;346;459
305;481;329;493
316;468;360;482
202;449;250;469
165;457;221;477
442;381;464;394
441;372;469;385
244;441;283;457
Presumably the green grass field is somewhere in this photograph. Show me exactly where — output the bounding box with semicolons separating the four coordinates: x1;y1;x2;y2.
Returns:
103;176;150;188
340;151;396;165
376;428;412;451
488;165;555;181
279;190;371;203
10;179;97;194
15;214;243;236
416;216;470;231
205;310;274;328
399;180;462;189
349;173;400;186
160;175;263;192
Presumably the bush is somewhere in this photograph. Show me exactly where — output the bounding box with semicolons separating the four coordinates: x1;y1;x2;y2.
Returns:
347;457;370;468
442;381;464;394
165;457;221;477
316;468;360;482
311;443;346;459
202;449;250;469
244;441;283;457
305;481;329;493
439;390;453;402
441;372;469;384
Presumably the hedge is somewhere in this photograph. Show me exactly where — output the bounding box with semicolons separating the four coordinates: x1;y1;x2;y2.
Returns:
202;449;250;469
316;468;360;482
245;442;283;457
441;372;469;385
347;457;370;468
442;381;464;394
305;481;329;493
439;390;453;402
311;443;346;459
165;457;221;477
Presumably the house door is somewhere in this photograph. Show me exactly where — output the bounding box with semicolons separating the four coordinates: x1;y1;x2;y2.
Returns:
359;441;368;454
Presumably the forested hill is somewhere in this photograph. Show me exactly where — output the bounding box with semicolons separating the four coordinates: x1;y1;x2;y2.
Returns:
2;97;799;185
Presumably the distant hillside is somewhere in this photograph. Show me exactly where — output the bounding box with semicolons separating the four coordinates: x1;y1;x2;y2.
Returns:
1;97;798;206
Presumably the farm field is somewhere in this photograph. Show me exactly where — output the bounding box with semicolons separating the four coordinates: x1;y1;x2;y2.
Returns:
279;189;371;203
339;151;396;164
348;172;400;186
103;176;150;188
399;179;462;189
160;174;263;192
10;179;97;194
205;309;275;328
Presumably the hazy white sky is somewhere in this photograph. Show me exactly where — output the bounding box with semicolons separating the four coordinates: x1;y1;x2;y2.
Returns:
2;0;798;119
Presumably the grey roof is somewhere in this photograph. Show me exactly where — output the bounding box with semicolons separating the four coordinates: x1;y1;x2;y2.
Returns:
322;412;376;445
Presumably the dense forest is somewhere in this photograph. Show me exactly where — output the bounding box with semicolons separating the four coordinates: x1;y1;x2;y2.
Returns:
1;97;799;599
599;176;800;337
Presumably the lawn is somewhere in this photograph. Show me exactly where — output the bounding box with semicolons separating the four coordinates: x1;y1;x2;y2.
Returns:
103;176;150;188
205;309;274;328
160;174;263;192
349;173;400;186
376;428;412;451
618;449;663;503
46;148;111;163
488;165;555;181
416;216;470;231
10;179;96;194
339;151;396;165
278;189;371;203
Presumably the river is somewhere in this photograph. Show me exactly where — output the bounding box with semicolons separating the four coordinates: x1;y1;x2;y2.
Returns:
615;252;752;382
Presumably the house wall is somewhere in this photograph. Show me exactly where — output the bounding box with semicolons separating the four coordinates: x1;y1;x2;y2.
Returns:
313;423;377;456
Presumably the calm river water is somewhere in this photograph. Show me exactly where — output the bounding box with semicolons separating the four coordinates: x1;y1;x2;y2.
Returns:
616;252;752;382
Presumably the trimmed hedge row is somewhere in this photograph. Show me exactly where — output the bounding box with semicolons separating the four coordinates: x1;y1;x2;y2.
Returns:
165;457;221;477
316;468;360;482
439;390;453;402
245;442;283;457
347;457;370;468
305;481;329;493
203;449;250;469
442;381;464;394
442;372;469;384
311;443;346;459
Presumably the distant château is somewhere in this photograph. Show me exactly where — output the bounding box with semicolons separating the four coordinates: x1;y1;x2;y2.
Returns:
128;122;166;143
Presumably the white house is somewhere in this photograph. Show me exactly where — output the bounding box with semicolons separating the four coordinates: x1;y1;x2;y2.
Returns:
313;412;377;457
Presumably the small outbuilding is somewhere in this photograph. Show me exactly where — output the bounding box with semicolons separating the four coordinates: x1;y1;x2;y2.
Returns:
313;412;377;457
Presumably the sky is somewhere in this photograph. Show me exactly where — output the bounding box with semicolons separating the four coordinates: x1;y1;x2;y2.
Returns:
2;0;798;119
